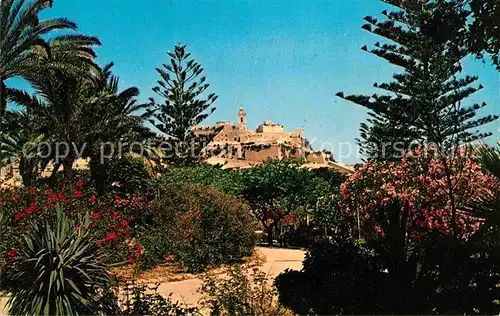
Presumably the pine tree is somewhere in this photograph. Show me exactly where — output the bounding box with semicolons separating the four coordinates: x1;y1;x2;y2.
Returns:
336;0;498;160
149;44;218;166
336;0;499;237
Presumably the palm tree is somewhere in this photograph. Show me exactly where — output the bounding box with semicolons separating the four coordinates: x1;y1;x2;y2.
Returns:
81;63;155;192
0;109;44;186
0;0;100;116
465;144;500;227
8;62;154;184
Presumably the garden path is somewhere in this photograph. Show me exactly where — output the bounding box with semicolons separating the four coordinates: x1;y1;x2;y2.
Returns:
156;246;305;307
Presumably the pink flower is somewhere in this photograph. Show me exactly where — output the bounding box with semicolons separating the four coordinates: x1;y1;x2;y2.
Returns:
89;195;96;202
74;190;83;198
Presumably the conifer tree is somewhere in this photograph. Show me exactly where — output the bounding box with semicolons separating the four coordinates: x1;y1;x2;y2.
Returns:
149;44;218;166
336;0;499;236
336;0;498;160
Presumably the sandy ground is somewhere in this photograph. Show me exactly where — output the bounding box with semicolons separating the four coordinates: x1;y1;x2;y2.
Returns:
157;246;305;307
0;246;305;315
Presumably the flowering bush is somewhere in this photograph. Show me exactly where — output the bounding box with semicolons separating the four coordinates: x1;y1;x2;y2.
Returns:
0;178;145;269
340;146;497;240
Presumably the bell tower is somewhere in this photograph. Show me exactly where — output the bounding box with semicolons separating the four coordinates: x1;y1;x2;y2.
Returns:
237;106;247;132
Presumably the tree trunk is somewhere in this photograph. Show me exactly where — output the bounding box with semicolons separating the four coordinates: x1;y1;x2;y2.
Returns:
51;162;61;179
19;158;32;187
266;224;275;246
89;156;107;195
62;158;74;178
441;157;457;237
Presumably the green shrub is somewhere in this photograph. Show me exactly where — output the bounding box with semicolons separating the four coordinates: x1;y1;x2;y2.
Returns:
150;184;257;272
159;165;244;196
200;266;293;316
136;227;175;270
6;205;110;315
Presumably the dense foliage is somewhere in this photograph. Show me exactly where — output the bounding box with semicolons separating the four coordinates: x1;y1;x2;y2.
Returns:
148;184;257;272
276;233;500;315
241;159;335;245
159;165;244;196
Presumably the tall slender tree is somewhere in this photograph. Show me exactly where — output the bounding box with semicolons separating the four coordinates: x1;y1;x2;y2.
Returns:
337;0;497;160
0;0;100;116
148;44;219;166
336;0;498;236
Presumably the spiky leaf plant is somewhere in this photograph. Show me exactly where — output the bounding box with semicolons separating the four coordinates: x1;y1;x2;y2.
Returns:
7;204;110;315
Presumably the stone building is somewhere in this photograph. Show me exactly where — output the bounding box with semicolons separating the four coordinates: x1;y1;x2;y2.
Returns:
194;106;353;174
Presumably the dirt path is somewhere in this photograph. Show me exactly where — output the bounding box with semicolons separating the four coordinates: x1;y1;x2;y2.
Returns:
157;246;305;306
0;246;305;314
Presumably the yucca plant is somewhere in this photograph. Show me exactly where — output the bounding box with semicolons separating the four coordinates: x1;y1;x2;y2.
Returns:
6;204;110;315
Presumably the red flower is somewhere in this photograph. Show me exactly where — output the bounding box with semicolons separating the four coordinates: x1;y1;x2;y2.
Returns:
89;195;96;202
48;193;59;203
134;243;143;255
93;212;101;220
76;179;85;187
14;211;24;221
29;187;36;195
12;197;19;204
114;194;121;202
128;256;134;264
120;220;129;229
24;205;34;215
105;232;117;242
112;211;119;221
7;248;16;258
74;190;83;198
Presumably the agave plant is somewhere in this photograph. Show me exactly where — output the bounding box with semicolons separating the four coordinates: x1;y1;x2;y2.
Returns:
7;204;110;315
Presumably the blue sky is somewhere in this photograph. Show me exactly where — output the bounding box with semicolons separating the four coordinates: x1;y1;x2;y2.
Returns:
27;0;499;163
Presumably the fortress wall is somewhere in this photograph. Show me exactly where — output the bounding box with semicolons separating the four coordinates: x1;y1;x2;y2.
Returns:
244;146;282;162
